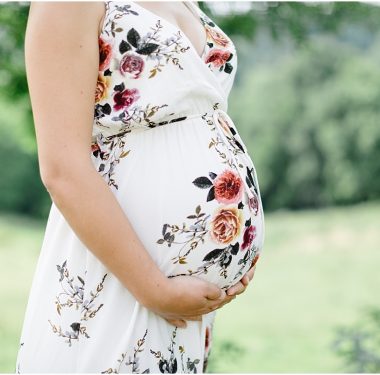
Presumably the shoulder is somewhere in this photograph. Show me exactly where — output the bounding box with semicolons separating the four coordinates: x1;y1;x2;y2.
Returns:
28;2;105;37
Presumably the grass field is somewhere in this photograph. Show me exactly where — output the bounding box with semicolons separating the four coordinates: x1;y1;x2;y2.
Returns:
0;201;379;373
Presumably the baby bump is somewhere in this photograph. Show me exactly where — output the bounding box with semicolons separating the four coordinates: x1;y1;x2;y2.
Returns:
90;115;264;290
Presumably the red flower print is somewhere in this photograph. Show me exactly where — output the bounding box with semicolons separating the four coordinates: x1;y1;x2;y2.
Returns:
209;206;243;244
241;225;256;251
113;88;140;111
205;49;232;68
119;53;145;79
98;37;112;71
91;143;100;154
213;169;243;204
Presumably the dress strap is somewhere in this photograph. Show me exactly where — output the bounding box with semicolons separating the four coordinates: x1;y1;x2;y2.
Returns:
182;1;203;23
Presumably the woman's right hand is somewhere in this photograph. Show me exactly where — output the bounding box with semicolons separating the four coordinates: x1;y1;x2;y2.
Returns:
146;275;236;328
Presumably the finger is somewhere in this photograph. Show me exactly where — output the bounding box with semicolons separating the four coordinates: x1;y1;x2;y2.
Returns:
226;281;246;296
246;265;257;282
166;318;187;328
240;274;250;287
218;295;237;308
209;294;236;312
184;315;203;321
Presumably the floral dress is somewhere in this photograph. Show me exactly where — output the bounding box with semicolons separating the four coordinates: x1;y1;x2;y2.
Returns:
15;1;265;373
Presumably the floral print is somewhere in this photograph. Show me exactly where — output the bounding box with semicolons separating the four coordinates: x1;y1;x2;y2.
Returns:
199;10;235;73
48;260;108;346
15;1;264;373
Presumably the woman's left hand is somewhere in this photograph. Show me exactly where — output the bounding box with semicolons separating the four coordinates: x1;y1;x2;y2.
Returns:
161;257;259;327
225;263;257;296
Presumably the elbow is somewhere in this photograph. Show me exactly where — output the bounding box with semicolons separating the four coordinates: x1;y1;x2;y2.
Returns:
39;157;94;195
40;165;66;195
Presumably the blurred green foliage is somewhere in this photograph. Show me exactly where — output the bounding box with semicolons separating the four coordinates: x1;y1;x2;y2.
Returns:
1;2;380;217
332;306;380;373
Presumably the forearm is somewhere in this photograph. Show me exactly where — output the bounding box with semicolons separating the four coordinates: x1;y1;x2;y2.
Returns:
43;159;169;310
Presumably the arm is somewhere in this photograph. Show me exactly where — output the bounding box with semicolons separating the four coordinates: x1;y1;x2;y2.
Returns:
25;1;229;320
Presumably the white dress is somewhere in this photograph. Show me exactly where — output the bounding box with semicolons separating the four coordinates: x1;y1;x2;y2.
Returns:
15;1;265;373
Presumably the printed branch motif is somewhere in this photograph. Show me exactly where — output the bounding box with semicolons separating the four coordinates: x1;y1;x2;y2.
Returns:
156;204;211;265
48;259;108;346
150;327;200;373
91;132;131;191
101;329;150;374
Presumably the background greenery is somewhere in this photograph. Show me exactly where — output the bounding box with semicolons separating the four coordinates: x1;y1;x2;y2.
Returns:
0;1;379;373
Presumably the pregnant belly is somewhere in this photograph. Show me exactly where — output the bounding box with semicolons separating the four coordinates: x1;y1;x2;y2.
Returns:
91;113;265;290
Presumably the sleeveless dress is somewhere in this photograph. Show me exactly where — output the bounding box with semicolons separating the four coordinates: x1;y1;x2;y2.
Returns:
15;1;265;373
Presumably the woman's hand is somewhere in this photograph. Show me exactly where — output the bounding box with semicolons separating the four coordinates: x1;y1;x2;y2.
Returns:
226;253;260;296
152;254;261;328
146;275;236;328
226;263;257;296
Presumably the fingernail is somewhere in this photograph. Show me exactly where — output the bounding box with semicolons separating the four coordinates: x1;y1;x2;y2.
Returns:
226;288;234;296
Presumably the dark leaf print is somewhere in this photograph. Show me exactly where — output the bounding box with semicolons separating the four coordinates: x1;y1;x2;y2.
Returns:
119;40;132;54
245;217;251;227
192;176;213;188
104;68;112;76
70;322;81;333
206;186;215;201
114;82;125;92
77;275;85;285
234;138;245;153
127;27;141;48
238;201;244;209
136;43;160;55
209;171;217;180
246;166;255;186
224;62;233;74
203;248;224;262
230;242;239;255
103;103;112;115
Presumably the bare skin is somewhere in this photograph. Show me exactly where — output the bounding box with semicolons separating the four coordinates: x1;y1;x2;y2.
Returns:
25;1;257;330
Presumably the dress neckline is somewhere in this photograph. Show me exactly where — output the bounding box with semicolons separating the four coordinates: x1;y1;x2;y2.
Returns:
130;1;209;61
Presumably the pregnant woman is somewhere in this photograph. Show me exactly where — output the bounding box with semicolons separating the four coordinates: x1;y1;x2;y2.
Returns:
16;1;265;373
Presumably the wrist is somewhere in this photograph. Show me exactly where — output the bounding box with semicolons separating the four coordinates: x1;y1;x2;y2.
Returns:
139;272;173;313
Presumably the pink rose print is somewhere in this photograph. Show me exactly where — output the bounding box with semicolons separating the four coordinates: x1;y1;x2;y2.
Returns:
248;194;259;216
119;53;145;79
113;87;140;111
